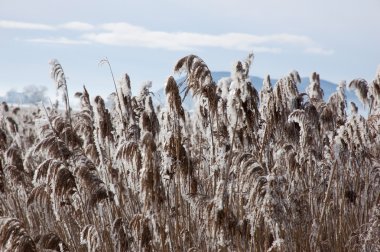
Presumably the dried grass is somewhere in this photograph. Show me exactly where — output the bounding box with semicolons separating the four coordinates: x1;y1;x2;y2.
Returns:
0;55;378;251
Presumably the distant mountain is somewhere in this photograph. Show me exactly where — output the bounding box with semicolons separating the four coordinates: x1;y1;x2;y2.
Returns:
153;71;366;114
0;85;48;105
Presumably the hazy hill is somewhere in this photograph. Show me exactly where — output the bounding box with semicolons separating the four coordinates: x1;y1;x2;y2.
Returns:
154;71;365;114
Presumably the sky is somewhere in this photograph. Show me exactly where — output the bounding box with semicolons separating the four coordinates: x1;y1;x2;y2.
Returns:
0;0;379;102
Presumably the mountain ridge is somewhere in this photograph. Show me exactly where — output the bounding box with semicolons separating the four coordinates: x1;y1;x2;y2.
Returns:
154;71;363;114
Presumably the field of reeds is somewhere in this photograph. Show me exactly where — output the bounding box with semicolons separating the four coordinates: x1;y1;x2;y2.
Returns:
0;54;379;251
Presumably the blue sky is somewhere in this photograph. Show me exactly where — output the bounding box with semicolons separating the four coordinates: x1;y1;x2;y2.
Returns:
0;0;379;100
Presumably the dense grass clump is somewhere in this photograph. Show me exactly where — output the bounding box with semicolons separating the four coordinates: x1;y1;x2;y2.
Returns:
0;55;379;251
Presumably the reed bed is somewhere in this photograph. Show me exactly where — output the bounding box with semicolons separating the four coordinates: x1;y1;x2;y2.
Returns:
0;54;379;251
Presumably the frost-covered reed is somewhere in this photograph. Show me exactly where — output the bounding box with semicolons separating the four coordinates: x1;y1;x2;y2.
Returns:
0;55;379;251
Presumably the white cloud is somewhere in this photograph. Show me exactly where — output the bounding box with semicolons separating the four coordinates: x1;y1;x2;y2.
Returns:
59;22;95;31
27;37;90;45
0;20;54;30
0;20;94;31
82;22;315;52
0;20;333;54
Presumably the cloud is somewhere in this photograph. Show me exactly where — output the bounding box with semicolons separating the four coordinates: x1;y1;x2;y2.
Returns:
27;37;90;45
0;20;54;30
81;23;315;52
0;20;94;31
0;20;333;54
59;22;95;31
